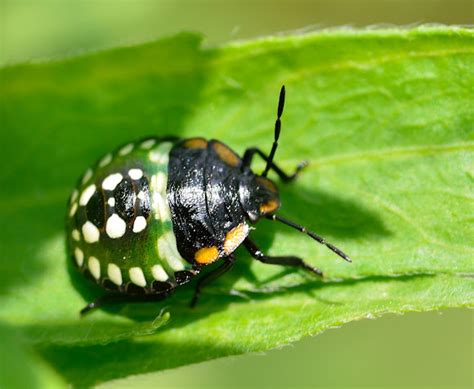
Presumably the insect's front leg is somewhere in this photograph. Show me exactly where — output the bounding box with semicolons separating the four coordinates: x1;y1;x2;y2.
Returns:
190;255;235;307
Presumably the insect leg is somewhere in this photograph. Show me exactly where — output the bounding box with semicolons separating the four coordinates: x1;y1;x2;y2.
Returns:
243;238;323;276
242;147;307;182
190;255;235;307
80;289;173;316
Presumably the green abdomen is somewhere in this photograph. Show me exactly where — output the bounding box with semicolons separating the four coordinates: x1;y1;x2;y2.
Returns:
66;138;194;294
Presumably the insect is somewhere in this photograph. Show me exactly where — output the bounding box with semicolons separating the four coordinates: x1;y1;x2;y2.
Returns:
67;86;351;315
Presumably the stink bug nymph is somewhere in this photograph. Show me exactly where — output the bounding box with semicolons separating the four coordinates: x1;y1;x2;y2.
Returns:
67;86;351;315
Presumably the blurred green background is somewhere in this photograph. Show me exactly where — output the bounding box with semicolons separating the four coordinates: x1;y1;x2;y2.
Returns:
1;1;472;388
1;0;473;65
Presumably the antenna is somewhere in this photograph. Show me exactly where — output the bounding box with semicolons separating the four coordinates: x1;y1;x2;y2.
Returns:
268;214;352;263
262;85;285;177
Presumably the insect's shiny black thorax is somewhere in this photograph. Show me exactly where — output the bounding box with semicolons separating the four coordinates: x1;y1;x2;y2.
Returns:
167;138;280;264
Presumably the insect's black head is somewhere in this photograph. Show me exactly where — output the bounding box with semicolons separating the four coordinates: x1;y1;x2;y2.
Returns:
239;172;280;222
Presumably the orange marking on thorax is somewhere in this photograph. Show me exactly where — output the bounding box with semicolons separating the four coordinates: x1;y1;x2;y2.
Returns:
213;142;241;167
184;138;207;149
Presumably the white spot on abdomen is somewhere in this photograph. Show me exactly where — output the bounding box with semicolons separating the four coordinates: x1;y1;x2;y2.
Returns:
79;184;96;206
137;191;146;202
69;202;78;217
72;229;81;241
108;263;123;286
128;168;143;180
107;197;116;207
140;139;156;149
129;267;147;287
70;190;78;204
74;247;84;266
81;168;93;185
98;153;112;167
102;173;123;191
151;264;169;281
106;214;127;238
82;221;100;243
88;256;101;279
132;216;147;233
118;143;134;156
157;231;185;271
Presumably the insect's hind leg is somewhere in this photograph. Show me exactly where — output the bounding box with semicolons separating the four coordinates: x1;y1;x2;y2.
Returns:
80;290;173;316
243;238;323;276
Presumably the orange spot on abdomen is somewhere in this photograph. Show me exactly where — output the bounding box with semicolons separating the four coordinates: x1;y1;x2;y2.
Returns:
195;246;220;264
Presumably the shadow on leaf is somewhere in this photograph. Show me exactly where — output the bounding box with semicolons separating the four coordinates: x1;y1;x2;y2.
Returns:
38;273;434;388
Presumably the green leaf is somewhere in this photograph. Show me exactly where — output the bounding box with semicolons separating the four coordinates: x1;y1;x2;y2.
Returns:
1;28;473;386
0;324;66;389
